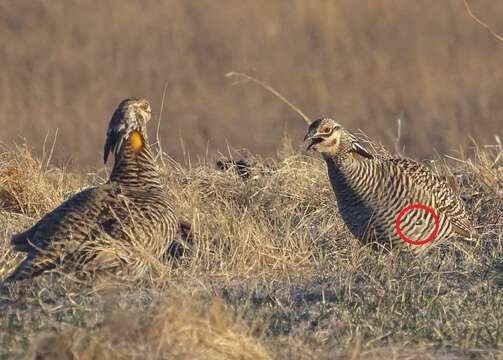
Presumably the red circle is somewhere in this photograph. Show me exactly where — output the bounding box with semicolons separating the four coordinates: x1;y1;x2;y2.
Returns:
395;204;439;245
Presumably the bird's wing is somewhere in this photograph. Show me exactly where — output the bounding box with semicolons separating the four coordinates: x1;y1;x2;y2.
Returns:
388;158;475;238
25;187;107;248
6;186;117;281
104;115;128;164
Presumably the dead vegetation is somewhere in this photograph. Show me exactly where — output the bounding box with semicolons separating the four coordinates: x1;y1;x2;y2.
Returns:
0;140;502;359
28;296;271;360
1;1;502;358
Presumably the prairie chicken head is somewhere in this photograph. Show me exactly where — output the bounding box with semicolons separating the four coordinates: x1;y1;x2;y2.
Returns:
104;98;152;163
304;118;373;160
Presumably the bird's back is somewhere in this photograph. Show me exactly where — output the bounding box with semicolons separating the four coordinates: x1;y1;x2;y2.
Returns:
6;182;178;281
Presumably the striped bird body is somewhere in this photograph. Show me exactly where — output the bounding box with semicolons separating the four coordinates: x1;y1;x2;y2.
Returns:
325;155;471;252
5;98;177;281
104;100;178;262
305;118;475;253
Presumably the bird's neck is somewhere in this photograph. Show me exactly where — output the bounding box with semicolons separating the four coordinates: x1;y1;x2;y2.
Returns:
323;153;367;192
323;152;352;168
109;132;163;190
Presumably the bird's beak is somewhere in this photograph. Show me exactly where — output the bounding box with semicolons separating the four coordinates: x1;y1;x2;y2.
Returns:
304;132;321;151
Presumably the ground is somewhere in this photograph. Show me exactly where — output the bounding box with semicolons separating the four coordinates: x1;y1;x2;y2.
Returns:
0;143;502;359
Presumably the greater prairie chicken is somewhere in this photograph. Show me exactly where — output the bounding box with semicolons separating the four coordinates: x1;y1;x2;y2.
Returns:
304;118;476;253
5;98;178;281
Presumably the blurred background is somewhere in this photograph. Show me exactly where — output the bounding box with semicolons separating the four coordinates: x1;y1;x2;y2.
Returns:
0;0;502;170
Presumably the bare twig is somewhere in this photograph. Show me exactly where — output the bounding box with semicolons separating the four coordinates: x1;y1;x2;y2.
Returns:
491;135;502;168
45;128;59;169
156;82;168;166
394;118;402;155
464;0;503;43
225;72;311;124
40;132;49;169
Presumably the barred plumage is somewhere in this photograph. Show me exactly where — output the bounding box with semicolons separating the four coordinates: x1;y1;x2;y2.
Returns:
103;98;178;263
5;98;177;281
304;118;476;253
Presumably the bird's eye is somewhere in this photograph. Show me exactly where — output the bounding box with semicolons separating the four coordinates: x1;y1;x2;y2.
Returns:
321;126;332;134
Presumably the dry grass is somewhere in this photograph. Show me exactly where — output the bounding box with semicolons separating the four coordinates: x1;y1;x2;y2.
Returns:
1;0;503;168
1;2;503;356
28;296;270;360
0;139;502;359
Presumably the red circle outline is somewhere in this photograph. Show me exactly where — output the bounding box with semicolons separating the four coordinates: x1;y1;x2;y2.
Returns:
395;204;439;245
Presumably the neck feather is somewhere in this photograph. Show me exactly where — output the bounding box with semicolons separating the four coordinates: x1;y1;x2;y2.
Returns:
109;133;163;190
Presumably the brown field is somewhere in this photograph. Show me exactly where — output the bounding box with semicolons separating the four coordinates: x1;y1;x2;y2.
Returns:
0;1;503;359
0;138;502;358
1;0;502;169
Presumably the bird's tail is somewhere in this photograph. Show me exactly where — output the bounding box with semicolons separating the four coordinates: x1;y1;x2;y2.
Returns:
3;256;55;283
